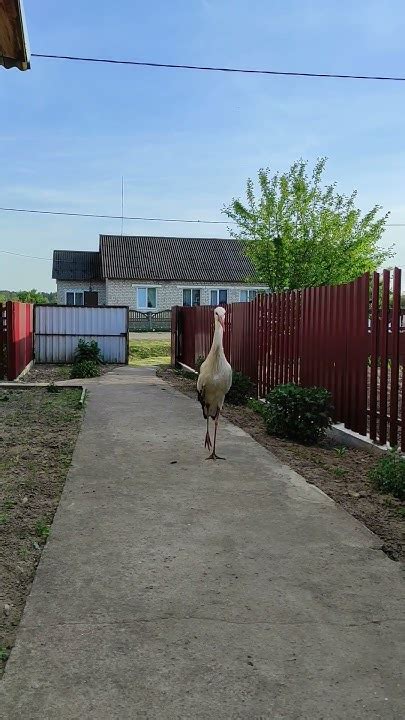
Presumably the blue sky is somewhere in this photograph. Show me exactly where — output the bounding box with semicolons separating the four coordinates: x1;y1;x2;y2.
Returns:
1;0;405;291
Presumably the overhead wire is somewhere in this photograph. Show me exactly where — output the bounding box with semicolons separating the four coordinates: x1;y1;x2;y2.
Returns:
0;205;403;226
31;53;405;82
0;206;234;225
3;52;401;265
0;249;51;261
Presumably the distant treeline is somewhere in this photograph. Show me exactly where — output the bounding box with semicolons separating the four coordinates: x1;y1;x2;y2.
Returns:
0;289;57;304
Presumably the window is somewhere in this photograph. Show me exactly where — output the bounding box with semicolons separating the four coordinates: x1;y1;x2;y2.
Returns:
210;289;228;306
240;290;258;302
66;291;84;306
137;287;157;310
240;289;259;302
183;288;201;307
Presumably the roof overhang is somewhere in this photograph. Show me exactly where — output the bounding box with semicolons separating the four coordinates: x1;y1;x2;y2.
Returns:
0;0;30;71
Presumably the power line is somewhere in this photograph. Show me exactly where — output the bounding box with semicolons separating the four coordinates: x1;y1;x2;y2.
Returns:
31;53;405;82
0;249;51;261
0;205;403;227
0;206;233;225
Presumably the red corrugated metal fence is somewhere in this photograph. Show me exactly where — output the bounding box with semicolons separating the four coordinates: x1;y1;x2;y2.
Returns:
0;301;34;380
172;269;405;449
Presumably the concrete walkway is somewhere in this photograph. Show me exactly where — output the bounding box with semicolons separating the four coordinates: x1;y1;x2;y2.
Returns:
1;367;404;720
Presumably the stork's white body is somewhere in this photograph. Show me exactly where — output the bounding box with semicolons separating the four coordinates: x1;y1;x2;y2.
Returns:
197;347;232;419
197;307;232;459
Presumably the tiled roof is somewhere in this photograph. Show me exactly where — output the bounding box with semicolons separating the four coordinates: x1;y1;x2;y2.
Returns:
99;235;256;282
52;251;102;281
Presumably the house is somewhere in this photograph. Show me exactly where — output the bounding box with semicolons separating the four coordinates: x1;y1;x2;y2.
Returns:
52;235;267;310
0;0;30;71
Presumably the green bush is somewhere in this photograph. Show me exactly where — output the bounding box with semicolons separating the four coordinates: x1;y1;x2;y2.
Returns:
369;450;405;500
74;339;102;364
70;360;101;379
248;398;267;416
226;371;255;406
264;383;333;445
194;359;254;405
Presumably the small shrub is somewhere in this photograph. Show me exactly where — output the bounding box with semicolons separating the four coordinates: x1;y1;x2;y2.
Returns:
247;398;267;416
70;360;101;379
74;339;102;364
226;371;255;406
264;383;333;445
0;647;9;662
369;450;405;500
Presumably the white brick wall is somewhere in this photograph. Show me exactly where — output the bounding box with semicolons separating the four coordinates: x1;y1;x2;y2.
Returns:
56;281;107;305
105;280;266;310
57;279;267;308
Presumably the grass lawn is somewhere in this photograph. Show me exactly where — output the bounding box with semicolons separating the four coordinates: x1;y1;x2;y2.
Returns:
0;387;83;675
129;339;170;367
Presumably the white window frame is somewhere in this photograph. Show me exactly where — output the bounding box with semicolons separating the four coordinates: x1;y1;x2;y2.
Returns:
210;288;228;306
66;291;84;306
182;288;202;307
239;288;260;302
137;286;158;311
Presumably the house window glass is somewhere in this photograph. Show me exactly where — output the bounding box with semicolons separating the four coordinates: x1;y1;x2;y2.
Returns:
240;289;259;302
183;289;200;307
66;291;84;306
210;289;228;306
219;289;228;305
137;287;157;310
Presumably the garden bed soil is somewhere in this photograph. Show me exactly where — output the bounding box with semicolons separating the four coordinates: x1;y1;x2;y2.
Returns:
0;388;82;675
157;366;404;563
19;363;114;384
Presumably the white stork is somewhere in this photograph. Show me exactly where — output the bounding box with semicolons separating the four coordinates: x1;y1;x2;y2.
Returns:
197;306;232;460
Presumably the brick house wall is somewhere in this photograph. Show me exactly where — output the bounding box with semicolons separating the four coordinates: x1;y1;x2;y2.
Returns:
105;280;266;310
56;280;107;305
56;279;266;309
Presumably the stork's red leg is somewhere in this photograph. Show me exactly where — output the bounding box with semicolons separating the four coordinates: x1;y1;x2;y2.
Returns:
206;412;225;460
204;417;212;450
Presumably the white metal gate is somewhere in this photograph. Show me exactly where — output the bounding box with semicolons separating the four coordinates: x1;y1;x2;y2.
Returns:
34;306;129;364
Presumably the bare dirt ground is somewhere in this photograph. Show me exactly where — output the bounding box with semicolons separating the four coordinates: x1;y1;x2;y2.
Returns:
157;366;404;563
0;387;82;675
18;364;113;384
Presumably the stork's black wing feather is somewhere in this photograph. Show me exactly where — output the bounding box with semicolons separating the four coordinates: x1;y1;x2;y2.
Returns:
197;388;208;419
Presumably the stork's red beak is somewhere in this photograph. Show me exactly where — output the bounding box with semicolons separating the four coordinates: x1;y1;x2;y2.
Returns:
219;316;225;330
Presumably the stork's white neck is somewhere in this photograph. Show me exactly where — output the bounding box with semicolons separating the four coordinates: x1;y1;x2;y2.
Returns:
212;321;224;353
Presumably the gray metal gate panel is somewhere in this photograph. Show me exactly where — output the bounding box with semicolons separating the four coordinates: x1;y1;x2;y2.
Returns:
34;306;128;364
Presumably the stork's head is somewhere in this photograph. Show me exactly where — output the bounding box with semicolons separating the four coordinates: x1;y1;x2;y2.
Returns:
214;306;226;329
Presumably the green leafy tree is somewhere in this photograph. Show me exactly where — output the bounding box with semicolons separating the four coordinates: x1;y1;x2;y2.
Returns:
17;289;49;304
224;158;392;291
0;289;56;304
